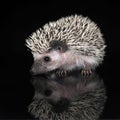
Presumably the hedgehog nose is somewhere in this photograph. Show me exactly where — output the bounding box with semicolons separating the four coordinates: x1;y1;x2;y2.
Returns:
52;98;70;113
30;65;37;75
30;68;35;75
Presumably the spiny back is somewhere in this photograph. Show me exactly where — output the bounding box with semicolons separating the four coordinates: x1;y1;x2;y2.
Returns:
26;15;106;61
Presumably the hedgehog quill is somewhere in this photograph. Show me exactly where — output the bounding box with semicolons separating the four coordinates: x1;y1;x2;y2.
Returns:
26;15;106;75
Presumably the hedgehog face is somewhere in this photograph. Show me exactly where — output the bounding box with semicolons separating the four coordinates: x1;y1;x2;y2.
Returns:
30;50;66;74
30;40;71;74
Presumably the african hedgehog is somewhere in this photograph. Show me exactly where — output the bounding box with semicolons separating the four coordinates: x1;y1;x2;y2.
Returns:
26;15;106;75
28;72;107;120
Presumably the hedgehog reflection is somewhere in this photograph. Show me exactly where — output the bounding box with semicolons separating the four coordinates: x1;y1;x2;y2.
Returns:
28;71;107;120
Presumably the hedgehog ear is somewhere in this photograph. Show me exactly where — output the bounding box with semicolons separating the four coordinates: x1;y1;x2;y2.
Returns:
49;46;64;53
56;46;63;52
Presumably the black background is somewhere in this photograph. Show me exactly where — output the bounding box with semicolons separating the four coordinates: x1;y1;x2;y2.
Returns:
0;1;120;119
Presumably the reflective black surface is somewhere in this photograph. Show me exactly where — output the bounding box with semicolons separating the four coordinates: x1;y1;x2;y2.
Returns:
28;72;106;120
0;1;120;119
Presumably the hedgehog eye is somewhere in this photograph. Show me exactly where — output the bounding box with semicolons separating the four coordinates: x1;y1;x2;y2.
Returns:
43;56;51;62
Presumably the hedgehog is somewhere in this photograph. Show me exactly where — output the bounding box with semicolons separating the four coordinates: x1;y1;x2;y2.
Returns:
28;71;107;120
26;14;106;76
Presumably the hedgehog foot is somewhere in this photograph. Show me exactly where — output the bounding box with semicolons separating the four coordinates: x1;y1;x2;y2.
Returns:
56;70;68;77
81;69;92;77
81;62;93;76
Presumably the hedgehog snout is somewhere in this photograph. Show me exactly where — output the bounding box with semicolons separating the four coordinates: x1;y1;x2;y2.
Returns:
30;63;41;75
30;67;35;75
30;65;36;75
30;59;49;75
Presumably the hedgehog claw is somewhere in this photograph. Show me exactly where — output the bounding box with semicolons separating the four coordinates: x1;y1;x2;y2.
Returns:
56;70;67;77
81;69;92;77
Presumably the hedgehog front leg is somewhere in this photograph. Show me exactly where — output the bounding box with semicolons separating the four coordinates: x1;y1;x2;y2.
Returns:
81;62;92;76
